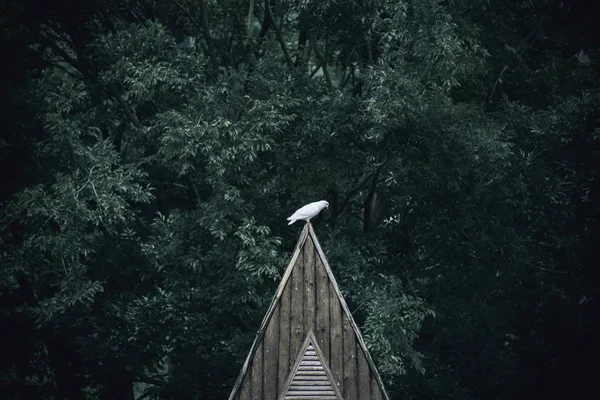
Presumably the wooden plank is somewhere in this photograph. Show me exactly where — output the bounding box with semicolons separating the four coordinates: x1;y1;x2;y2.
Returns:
309;225;390;400
294;370;326;376
250;341;263;400
315;254;330;365
297;366;324;372
299;361;322;366
287;391;337;395
342;315;358;399
240;369;251;400
290;381;331;386
288;386;333;391
357;346;371;400
289;375;329;380
371;374;384;400
329;281;343;394
289;246;305;368
278;279;292;395
229;225;310;400
285;397;337;400
304;236;316;335
263;304;280;400
286;396;337;399
274;225;309;302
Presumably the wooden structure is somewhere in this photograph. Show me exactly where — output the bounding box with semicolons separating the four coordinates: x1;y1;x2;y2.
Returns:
229;224;390;400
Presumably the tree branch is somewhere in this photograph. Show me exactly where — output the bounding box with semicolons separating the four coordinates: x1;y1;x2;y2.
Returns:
258;0;272;38
365;33;374;63
338;161;388;215
309;31;332;88
407;236;446;279
486;65;508;105
517;259;570;275
485;28;542;105
38;31;91;77
246;0;255;35
363;164;385;233
198;0;219;68
342;63;356;88
295;10;309;67
338;172;375;215
266;0;293;68
309;64;322;78
39;31;143;129
173;0;218;69
173;0;203;34
107;83;143;129
134;373;172;387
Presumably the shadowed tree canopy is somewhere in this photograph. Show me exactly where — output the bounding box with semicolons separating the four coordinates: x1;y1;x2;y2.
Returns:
0;0;598;399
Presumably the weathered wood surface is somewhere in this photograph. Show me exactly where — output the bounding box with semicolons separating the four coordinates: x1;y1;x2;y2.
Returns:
239;366;251;400
264;304;280;400
342;315;358;399
229;225;389;400
371;374;384;400
315;244;330;363
251;341;263;400
303;237;316;338
278;281;291;395
329;278;343;392
357;346;371;400
290;251;305;375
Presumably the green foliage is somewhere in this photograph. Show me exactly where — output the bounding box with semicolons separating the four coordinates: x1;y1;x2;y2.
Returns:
1;0;598;399
362;277;435;378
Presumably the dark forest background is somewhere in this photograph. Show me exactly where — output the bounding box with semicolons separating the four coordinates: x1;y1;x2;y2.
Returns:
1;0;599;399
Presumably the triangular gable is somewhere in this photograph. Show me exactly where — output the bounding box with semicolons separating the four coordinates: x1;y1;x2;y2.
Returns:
229;224;390;400
280;331;342;400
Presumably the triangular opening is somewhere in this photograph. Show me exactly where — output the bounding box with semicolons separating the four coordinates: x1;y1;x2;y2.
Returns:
280;331;343;400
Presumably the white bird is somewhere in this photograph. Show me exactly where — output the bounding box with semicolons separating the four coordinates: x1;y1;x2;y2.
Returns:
287;200;329;225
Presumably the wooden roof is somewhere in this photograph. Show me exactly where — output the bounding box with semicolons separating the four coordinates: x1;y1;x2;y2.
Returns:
229;224;390;400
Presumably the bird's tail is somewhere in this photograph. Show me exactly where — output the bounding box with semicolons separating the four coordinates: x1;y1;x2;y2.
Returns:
287;219;296;225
